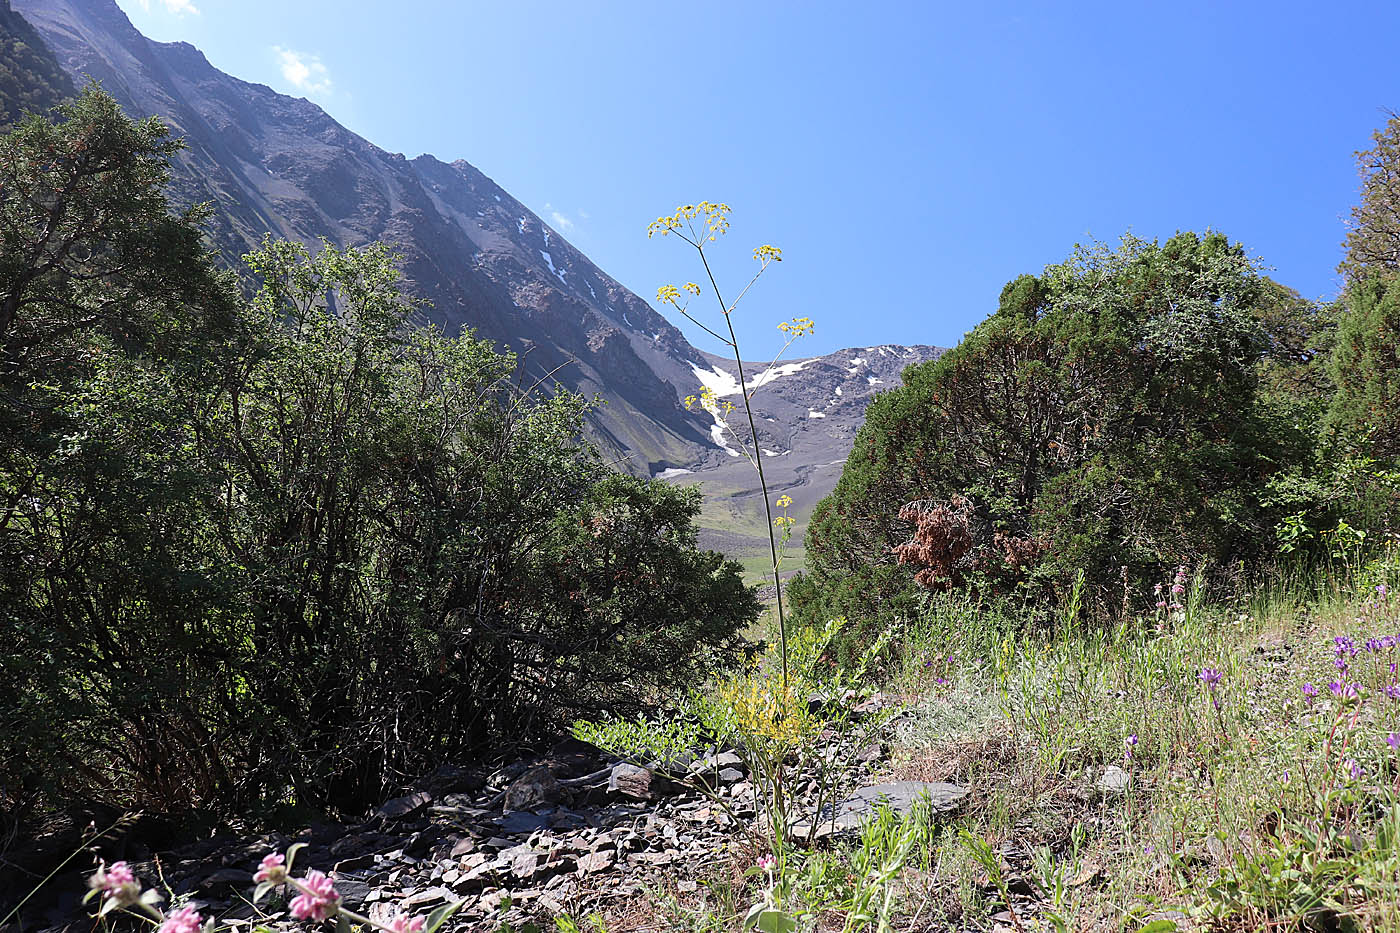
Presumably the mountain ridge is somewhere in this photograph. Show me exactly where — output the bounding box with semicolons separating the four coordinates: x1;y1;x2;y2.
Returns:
9;0;945;522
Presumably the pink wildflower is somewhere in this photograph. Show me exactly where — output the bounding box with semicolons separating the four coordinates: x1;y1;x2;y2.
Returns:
289;870;340;922
757;854;777;872
89;860;140;905
386;914;426;933
253;853;286;884
159;906;203;933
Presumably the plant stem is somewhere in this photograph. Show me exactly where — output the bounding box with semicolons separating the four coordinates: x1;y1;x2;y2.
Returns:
695;245;788;687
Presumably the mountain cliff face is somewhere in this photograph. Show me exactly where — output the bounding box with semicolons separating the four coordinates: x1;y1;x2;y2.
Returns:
0;0;75;125
9;0;943;523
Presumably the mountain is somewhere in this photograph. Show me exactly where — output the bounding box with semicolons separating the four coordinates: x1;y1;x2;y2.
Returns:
0;0;75;125
670;344;945;572
8;0;944;560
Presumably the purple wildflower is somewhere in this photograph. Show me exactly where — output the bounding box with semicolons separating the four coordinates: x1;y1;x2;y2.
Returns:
1199;667;1222;689
1388;733;1400;752
1302;682;1318;703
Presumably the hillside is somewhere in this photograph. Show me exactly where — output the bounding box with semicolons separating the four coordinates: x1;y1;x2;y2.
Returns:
9;0;942;486
0;0;74;125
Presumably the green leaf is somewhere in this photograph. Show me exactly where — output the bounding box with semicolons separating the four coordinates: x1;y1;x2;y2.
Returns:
285;842;308;873
754;909;797;933
253;882;274;904
1136;921;1179;933
423;898;463;933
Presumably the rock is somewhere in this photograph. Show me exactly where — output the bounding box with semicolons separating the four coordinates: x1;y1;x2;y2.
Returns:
332;880;371;909
333;854;376;873
1098;766;1131;794
504;766;563;812
495;810;552;834
449;837;476;857
329;835;365;857
400;887;449;909
717;768;744;784
710;751;744;770
609;763;663;800
855;742;886;765
377;791;432;821
790;781;967;840
199;868;247;888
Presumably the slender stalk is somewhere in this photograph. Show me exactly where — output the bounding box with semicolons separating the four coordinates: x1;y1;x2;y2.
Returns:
695;245;788;687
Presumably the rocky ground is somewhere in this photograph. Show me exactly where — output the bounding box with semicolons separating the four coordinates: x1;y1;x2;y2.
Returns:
11;694;966;933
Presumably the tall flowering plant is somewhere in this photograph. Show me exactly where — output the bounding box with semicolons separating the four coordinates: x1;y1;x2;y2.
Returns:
650;202;813;686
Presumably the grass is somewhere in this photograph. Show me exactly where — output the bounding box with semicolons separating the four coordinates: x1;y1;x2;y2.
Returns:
564;558;1400;932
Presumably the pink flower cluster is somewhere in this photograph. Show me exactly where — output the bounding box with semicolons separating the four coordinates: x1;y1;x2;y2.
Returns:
89;860;140;905
159;906;204;933
253;852;286;884
289;869;341;922
386;914;426;933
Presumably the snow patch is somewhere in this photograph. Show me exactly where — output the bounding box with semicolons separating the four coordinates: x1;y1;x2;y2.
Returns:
689;363;743;398
807;409;827;419
762;448;787;457
744;357;815;392
654;467;694;479
847;357;866;370
867;376;883;385
622;311;633;327
835;386;844;396
542;227;550;247
494;194;501;202
710;422;740;457
539;250;566;284
587;280;597;299
518;217;528;235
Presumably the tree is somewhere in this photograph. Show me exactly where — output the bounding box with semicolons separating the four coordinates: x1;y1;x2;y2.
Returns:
1329;274;1400;462
0;93;757;835
797;232;1279;628
1341;111;1400;279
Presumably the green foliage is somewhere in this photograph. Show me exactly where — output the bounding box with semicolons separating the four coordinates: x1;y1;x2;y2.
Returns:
800;232;1284;626
0;2;74;126
0;93;758;831
1330;273;1400;463
1341;111;1400;280
570;714;703;768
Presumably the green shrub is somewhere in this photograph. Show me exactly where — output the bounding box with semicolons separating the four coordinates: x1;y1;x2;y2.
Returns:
0;93;757;831
799;232;1294;628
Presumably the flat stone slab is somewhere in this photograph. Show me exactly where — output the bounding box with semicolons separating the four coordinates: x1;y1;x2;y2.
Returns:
790;781;967;840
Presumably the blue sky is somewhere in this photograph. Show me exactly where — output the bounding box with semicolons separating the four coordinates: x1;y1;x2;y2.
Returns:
117;0;1399;357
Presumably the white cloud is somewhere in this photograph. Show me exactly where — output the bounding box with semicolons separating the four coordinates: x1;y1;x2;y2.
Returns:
272;46;333;98
544;202;577;232
137;0;201;14
550;211;574;232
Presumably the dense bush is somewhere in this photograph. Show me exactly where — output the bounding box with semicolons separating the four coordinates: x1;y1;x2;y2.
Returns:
797;232;1292;626
0;89;756;833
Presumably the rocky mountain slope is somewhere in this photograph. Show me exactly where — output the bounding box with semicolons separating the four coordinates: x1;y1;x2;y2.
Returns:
9;0;942;529
0;0;75;125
